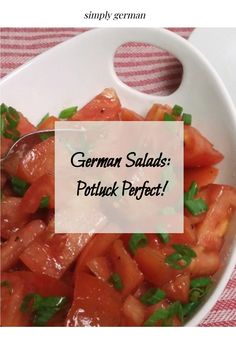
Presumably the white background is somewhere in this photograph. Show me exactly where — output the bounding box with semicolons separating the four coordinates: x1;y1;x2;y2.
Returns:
1;0;235;353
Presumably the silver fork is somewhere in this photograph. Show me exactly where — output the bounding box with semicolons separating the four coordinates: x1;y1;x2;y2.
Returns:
0;129;54;163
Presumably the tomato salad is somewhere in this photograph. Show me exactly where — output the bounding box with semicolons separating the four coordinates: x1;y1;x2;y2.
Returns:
1;89;236;326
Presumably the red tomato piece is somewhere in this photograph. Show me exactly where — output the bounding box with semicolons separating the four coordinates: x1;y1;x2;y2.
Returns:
110;239;144;297
144;299;181;326
1;196;29;239
37;116;59;130
162;274;190;303
184;166;219;191
0;273;32;326
122;295;145;326
75;234;120;273
135;246;182;287
20;232;93;279
19;174;54;213
168;216;196;247
184;126;223;167
0;113;36;157
190;246;221;277
16;136;54;183
87;256;112;281
145;103;172;121
71;88;121;121
119;108;143;121
1;271;72;326
1;219;46;271
197;184;236;251
66;273;121;326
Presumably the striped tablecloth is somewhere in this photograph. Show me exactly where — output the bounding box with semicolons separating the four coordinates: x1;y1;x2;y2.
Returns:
0;27;235;326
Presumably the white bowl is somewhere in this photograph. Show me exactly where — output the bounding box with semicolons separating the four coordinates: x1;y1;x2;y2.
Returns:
1;28;236;326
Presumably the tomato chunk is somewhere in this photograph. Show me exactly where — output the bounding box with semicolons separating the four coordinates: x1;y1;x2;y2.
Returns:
66;273;121;326
184;126;223;167
190;246;221;277
122;295;145;326
20;232;92;279
1;196;29;239
135;246;181;287
1;219;45;271
1;271;72;326
87;256;112;281
184;166;218;191
146;103;172;121
19;174;54;213
37;116;59;130
71;88;121;121
162;274;190;303
197;184;236;251
119;108;143;121
110;239;144;297
16;136;54;183
76;234;120;273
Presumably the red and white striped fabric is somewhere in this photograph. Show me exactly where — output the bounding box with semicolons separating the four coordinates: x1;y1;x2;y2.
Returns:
0;27;235;326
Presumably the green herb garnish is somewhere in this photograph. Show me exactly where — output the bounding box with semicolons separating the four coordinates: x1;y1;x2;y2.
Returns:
185;199;208;216
184;181;208;216
163;113;175;121
129;233;148;255
40;195;49;209
183;113;192;125
140;288;165;305
172;105;183;116
59;106;78;119
157;233;169;244
39;132;54;141
144;301;183;326
0;104;20;141
109;273;123;291
165;244;196;270
11;176;29;197
20;293;67;326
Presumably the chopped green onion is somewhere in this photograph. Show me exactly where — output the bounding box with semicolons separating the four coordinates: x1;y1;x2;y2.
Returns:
11;176;29;197
172;105;183;116
165;244;196;270
39;132;54;141
183;113;192;125
1;280;13;294
129;233;147;255
184;181;198;201
157;233;169;244
109;273;123;291
144;301;183;326
182;301;200;319
37;113;50;127
0;103;8;114
20;293;68;326
172;244;196;258
3;128;20;141
189;277;212;302
185;198;208;216
59;106;78;119
144;308;169;326
0;104;21;141
0;113;5;135
163;113;175;121
184;181;208;216
190;277;212;289
40;196;49;209
140;288;165;305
